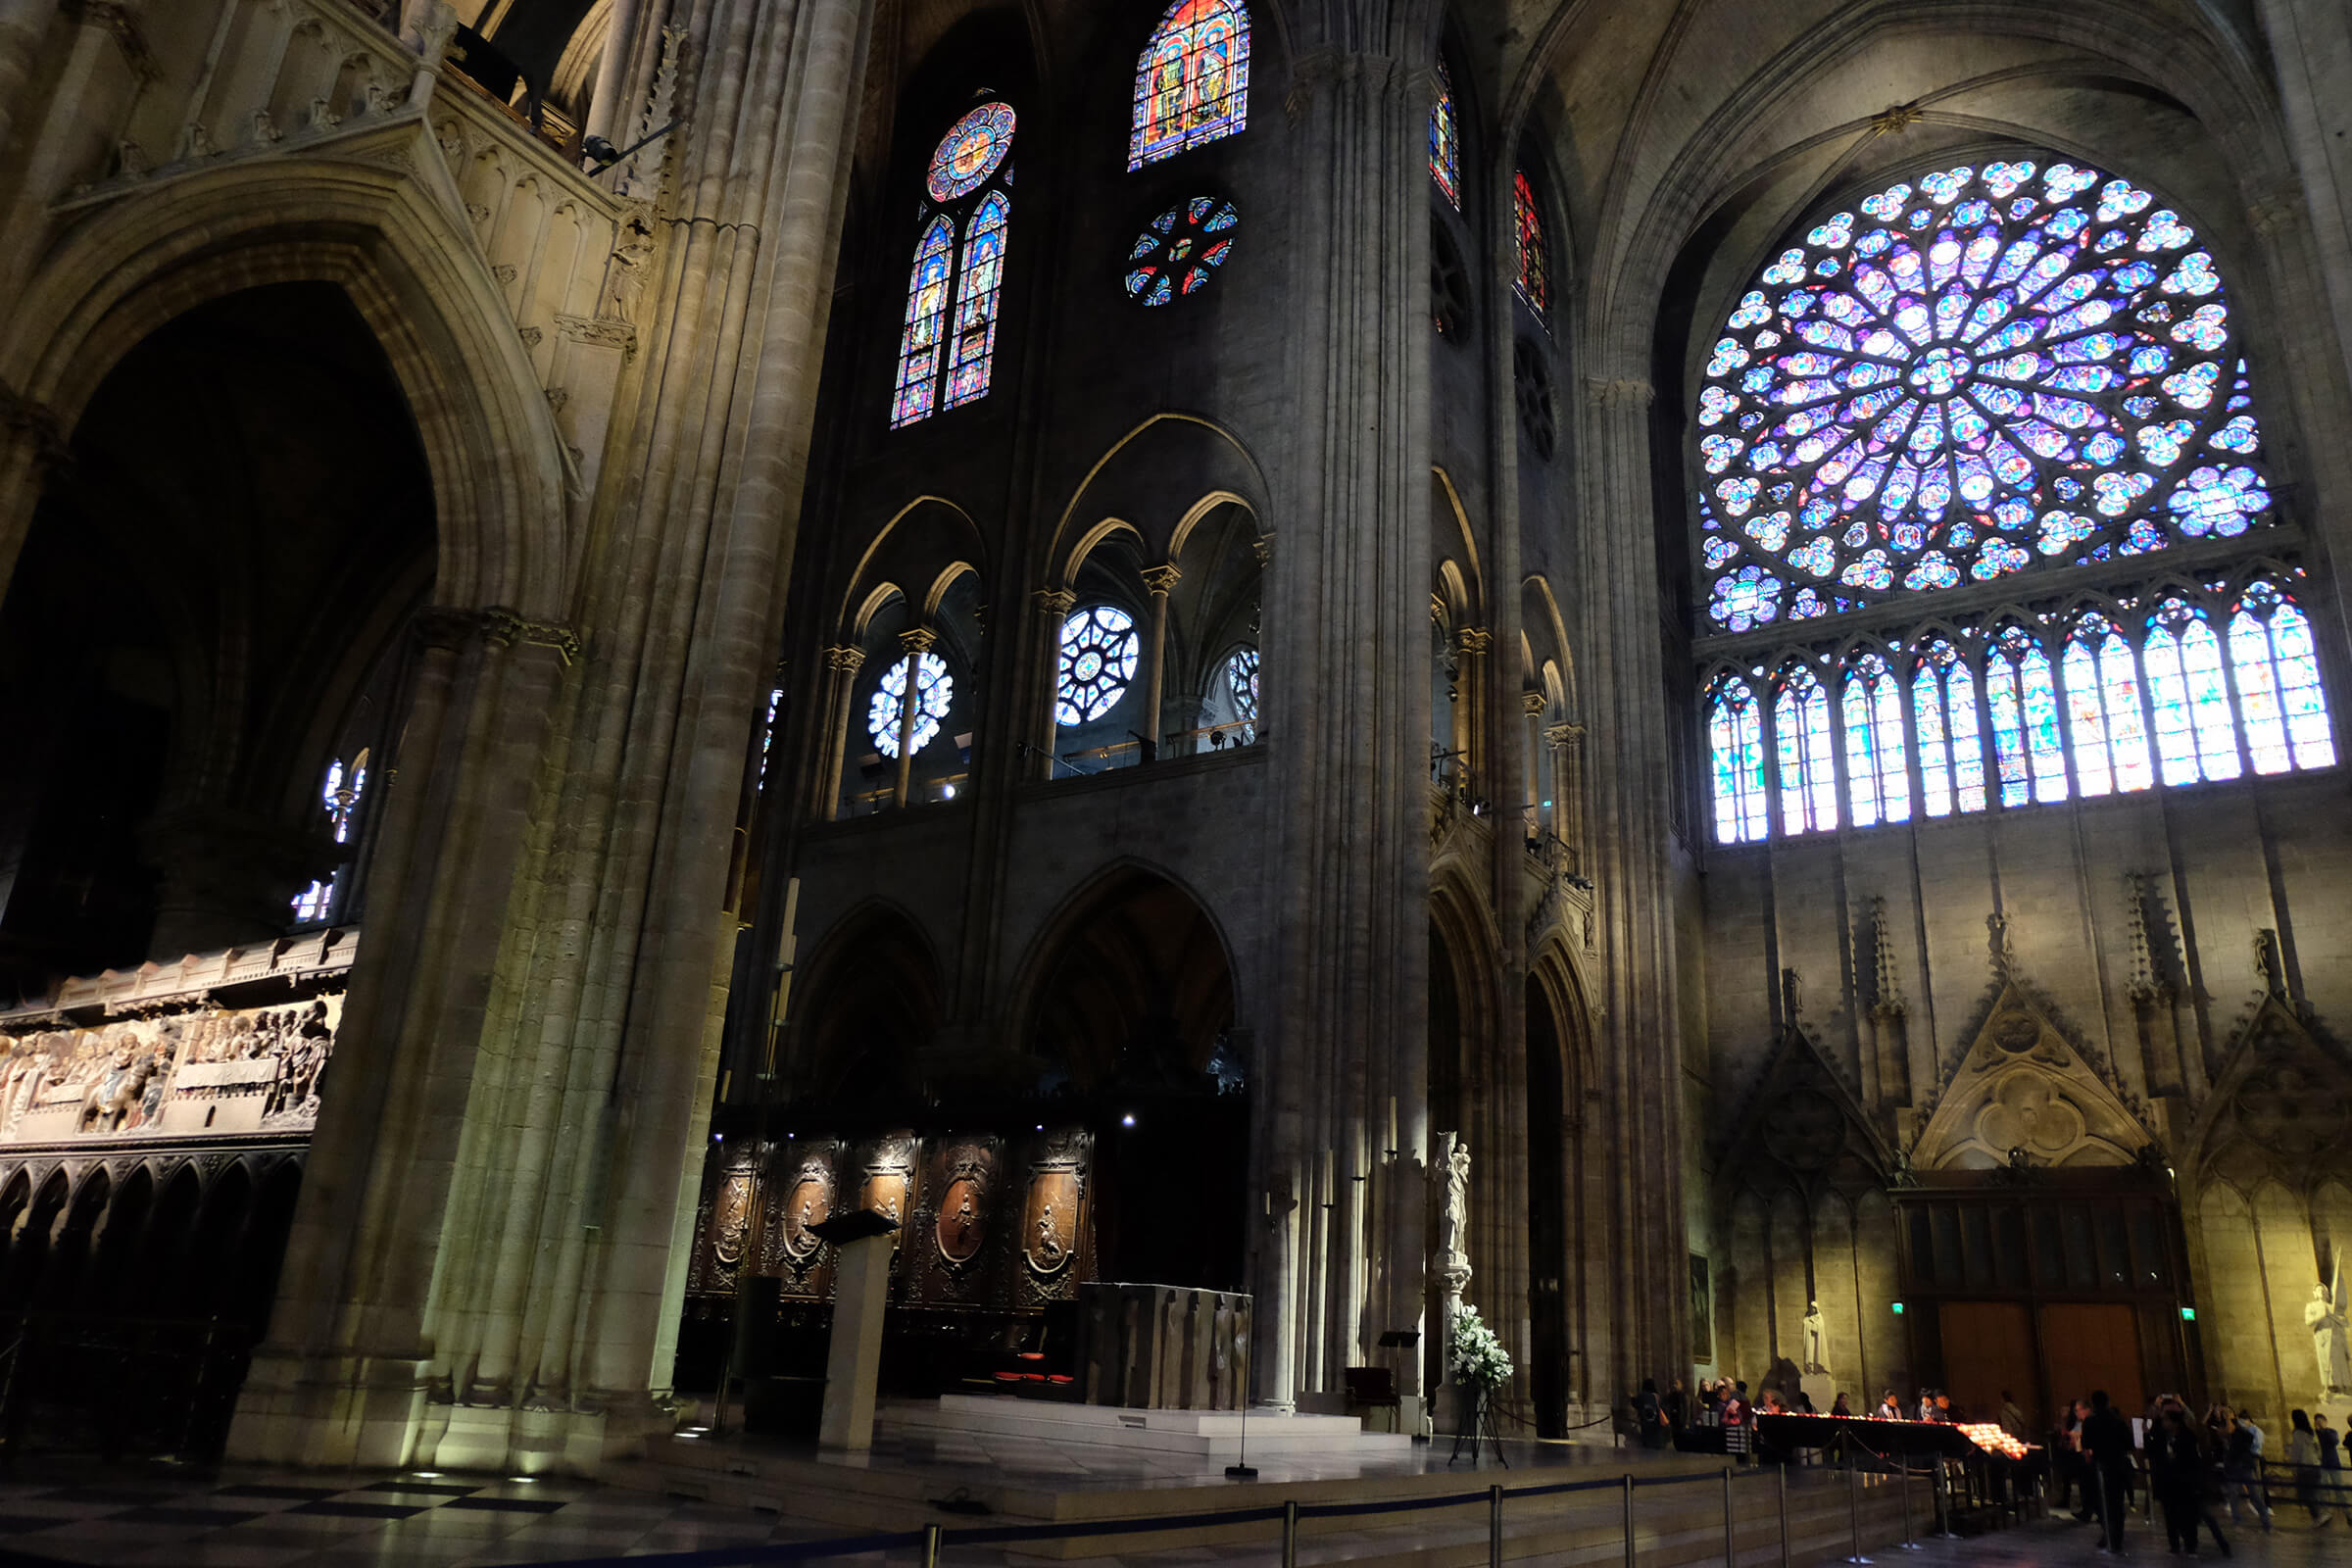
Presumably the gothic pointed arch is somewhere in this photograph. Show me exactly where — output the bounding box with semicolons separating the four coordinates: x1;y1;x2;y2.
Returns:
1716;1006;1892;1208
1913;951;2157;1170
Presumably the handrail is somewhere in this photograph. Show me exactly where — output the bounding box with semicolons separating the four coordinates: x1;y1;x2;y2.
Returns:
546;1461;1792;1568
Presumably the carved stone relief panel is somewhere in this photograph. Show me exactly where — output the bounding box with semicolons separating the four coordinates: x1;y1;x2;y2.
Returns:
1912;986;2152;1170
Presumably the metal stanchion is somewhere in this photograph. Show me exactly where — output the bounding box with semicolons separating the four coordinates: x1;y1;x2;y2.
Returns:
1898;1445;1921;1550
1623;1472;1636;1567
1845;1460;1874;1564
1778;1462;1791;1563
1932;1457;1959;1539
1490;1483;1504;1568
920;1522;943;1568
1722;1466;1736;1566
1282;1499;1299;1568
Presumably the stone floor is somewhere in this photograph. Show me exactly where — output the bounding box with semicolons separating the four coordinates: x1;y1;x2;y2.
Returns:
0;1457;2337;1567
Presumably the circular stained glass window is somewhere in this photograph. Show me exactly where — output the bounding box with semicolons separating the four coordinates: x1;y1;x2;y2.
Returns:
926;103;1015;203
1125;196;1239;306
1054;607;1139;724
1226;646;1259;720
1695;158;2275;629
867;651;953;757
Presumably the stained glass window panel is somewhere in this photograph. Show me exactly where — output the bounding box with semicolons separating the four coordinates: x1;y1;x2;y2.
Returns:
1224;645;1259;743
2061;615;2155;797
1707;674;1769;844
1129;0;1250;170
1430;58;1460;209
2142;601;2239;785
1988;627;2067;806
2230;581;2336;773
1774;664;1838;834
927;103;1015;201
1842;652;1910;826
1513;170;1547;316
867;651;954;758
1692;158;2280;622
1911;638;1986;816
1056;607;1141;725
943;191;1009;410
891;217;955;427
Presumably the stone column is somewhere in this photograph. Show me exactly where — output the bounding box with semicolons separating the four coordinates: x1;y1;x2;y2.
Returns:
808;645;864;818
1257;21;1432;1410
1141;563;1181;755
892;627;934;808
1522;691;1546;840
1546;722;1583;858
1452;626;1490;803
1029;588;1074;780
1573;374;1689;1396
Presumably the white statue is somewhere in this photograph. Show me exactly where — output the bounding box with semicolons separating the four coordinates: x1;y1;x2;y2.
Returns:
1802;1300;1829;1373
2308;1265;2351;1398
1436;1133;1472;1278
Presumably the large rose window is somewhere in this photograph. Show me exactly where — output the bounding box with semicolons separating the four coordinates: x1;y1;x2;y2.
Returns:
1696;159;2277;630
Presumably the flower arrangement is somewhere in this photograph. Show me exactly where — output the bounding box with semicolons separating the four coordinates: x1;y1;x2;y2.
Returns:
1448;1303;1515;1390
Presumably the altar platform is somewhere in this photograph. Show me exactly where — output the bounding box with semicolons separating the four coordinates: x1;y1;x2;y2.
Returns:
631;1397;1871;1562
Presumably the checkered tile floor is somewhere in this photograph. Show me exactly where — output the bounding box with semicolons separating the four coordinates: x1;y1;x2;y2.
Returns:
0;1465;876;1567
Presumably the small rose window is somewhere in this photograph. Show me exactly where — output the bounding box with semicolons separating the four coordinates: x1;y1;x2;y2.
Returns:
1125;196;1239;305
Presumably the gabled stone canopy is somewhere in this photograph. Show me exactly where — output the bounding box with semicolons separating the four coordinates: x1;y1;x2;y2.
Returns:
2188;990;2352;1196
1912;979;2156;1171
1717;1015;1891;1205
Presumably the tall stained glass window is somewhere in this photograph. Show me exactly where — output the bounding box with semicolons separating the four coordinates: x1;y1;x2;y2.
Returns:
892;103;1015;427
1986;625;2068;807
1223;645;1260;743
1512;170;1547;317
1706;672;1769;844
1773;663;1838;834
1842;651;1910;826
1430;58;1460;209
2230;580;2335;774
1129;0;1250;170
1055;607;1140;725
1694;159;2280;627
291;753;369;925
2141;599;2238;785
2060;612;2153;796
1910;637;1985;816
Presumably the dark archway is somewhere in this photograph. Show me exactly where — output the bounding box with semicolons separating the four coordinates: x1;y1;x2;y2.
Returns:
37;1171;110;1312
1;1171;70;1314
1023;869;1244;1291
83;1164;153;1316
0;282;434;990
794;906;943;1128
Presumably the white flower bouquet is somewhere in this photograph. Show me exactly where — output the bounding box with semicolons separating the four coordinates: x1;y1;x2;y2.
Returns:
1448;1303;1515;1390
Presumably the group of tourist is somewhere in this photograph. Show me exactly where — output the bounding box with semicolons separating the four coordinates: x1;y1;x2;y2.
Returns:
2052;1392;2351;1557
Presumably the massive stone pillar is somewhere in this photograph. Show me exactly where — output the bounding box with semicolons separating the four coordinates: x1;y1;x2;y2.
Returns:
1255;7;1436;1412
229;0;873;1474
1570;371;1691;1397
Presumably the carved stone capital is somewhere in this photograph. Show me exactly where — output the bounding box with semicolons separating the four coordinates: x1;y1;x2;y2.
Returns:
1252;533;1274;566
1453;626;1492;656
1522;690;1547;716
1544;722;1583;749
823;645;866;674
897;626;938;656
1032;587;1077;616
1142;564;1183;595
480;606;582;664
1585;376;1655;411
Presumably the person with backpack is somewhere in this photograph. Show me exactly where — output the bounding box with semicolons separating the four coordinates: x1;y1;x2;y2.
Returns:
2222;1408;2272;1530
2315;1410;2347;1527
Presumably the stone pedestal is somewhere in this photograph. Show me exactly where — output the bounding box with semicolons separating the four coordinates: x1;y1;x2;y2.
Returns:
1801;1372;1838;1413
818;1233;893;1450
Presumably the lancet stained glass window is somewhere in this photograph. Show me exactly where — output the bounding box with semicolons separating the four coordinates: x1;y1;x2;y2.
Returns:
2142;599;2238;786
1773;663;1838;834
892;104;1015;427
1055;607;1140;725
1430;58;1460;209
2061;612;2153;796
2230;580;2335;774
1987;624;2068;807
1694;159;2281;627
1706;672;1769;844
868;651;953;758
1512;170;1547;317
1843;651;1910;827
1224;645;1259;743
1910;637;1985;816
1129;0;1250;170
290;754;368;924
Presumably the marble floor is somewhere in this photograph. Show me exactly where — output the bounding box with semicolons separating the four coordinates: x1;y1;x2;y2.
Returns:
0;1454;2337;1567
